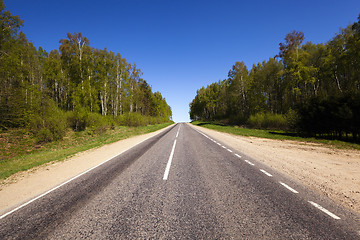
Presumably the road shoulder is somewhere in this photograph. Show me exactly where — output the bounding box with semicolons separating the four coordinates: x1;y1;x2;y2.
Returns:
189;123;360;215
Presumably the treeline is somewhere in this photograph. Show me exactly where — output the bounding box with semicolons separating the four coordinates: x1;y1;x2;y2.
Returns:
0;1;172;142
190;14;360;141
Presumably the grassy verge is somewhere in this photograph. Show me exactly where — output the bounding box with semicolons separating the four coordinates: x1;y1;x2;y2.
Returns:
191;121;360;150
0;122;173;180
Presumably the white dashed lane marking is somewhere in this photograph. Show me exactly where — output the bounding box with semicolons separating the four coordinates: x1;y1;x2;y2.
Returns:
279;182;299;194
194;127;344;221
245;160;255;166
308;201;341;220
163;125;181;180
260;169;273;177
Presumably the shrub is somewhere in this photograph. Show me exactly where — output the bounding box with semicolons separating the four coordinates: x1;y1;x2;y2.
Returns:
127;112;146;127
36;128;53;143
66;108;88;131
115;113;170;127
28;100;67;143
285;108;299;131
296;94;360;141
247;112;288;130
87;112;113;134
66;110;118;134
228;114;247;126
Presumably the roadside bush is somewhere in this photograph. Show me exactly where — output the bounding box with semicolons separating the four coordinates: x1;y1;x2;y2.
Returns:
36;128;53;143
228;114;247;126
115;113;170;127
296;94;360;141
66;108;87;131
86;112;114;134
247;112;288;130
28;100;67;143
285;108;299;131
66;109;118;134
126;113;146;127
86;112;105;128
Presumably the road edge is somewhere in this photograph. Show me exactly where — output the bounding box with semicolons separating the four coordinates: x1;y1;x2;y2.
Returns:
0;124;175;214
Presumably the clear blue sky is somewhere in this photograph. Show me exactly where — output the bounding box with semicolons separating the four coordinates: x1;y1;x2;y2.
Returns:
5;0;360;122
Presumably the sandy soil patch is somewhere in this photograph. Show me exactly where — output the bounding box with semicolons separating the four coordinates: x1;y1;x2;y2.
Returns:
0;125;173;214
190;124;360;215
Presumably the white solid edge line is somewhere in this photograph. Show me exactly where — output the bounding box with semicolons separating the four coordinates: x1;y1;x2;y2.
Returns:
279;182;299;194
0;150;130;220
245;160;255;166
163;139;177;180
308;201;341;220
0;125;174;220
235;154;242;158
260;169;273;177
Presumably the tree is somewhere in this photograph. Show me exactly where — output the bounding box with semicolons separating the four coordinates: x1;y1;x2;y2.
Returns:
59;32;92;111
1;1;173;134
279;31;306;105
227;61;250;121
323;16;360;95
248;58;284;114
0;0;23;55
190;15;360;140
0;0;26;128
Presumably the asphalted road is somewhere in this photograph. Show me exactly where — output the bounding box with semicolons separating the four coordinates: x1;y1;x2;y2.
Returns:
0;123;359;239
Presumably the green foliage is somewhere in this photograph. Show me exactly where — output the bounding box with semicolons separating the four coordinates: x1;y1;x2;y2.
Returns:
285;108;299;130
115;112;170;127
0;1;172;144
296;94;360;141
190;14;360;141
28;99;67;143
66;108;88;132
191;121;360;150
247;113;288;130
189;80;228;121
86;113;114;134
36;128;53;143
0;122;173;179
116;112;145;127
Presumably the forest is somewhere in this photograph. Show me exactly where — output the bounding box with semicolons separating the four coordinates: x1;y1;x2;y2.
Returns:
190;14;360;141
0;1;172;143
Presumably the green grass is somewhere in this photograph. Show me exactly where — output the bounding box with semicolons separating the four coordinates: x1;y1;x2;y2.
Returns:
0;122;173;180
191;121;360;150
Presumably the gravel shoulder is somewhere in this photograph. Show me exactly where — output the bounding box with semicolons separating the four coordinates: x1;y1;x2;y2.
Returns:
190;124;360;215
0;124;174;214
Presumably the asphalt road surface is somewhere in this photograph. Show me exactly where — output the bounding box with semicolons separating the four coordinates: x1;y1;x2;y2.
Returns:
1;123;359;239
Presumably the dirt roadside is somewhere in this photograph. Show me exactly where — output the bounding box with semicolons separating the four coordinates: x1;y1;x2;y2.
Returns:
190;124;360;215
0;124;174;214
